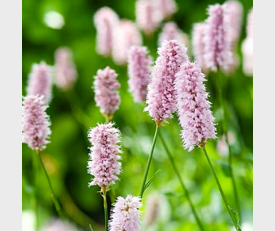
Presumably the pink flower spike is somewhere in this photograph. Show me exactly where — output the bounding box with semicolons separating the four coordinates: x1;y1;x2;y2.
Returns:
87;122;122;189
175;61;216;151
94;7;119;56
128;46;152;102
54;47;77;90
112;20;142;65
26;61;52;104
136;0;160;35
94;66;120;120
153;0;177;20
109;195;142;231
22;95;51;152
158;22;189;48
224;0;243;48
247;9;253;38
192;22;208;71
203;4;232;71
145;40;189;125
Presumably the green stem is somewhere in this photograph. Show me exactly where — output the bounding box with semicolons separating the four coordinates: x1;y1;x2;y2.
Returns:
37;151;63;218
216;71;241;220
103;192;108;231
159;132;205;231
139;124;159;198
32;151;39;230
202;147;241;231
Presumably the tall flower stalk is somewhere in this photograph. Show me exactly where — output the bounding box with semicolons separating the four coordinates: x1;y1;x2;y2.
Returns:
159;131;205;231
175;62;241;230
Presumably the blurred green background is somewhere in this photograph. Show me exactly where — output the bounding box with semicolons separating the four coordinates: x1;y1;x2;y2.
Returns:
22;0;253;230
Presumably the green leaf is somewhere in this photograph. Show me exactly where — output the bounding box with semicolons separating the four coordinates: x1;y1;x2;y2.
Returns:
143;169;161;192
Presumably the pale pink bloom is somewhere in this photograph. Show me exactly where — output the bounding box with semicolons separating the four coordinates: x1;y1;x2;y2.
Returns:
224;0;243;47
242;37;253;75
136;0;161;35
145;40;189;125
112;20;142;65
144;192;161;227
54;47;77;90
175;62;216;151
192;23;208;71
242;9;253;75
26;61;53;104
87;122;122;188
94;66;120;119
158;22;189;47
22;95;51;151
153;0;177;20
94;7;119;56
128;46;152;102
203;4;232;71
217;132;236;157
109;195;142;231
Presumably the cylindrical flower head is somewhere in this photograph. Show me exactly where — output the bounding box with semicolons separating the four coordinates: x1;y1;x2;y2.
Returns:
109;195;142;231
136;0;160;35
54;47;77;91
26;61;52;104
158;22;189;47
192;22;208;71
203;4;232;71
40;220;79;231
94;66;121;120
224;0;243;48
87;122;122;189
128;46;152;102
22;95;51;151
153;0;177;20
145;40;189;125
112;20;142;65
175;61;216;151
94;7;119;56
247;9;253;38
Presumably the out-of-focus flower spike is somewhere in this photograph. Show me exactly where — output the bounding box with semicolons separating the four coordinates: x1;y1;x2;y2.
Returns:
153;0;177;21
94;7;119;56
127;46;152;102
26;61;53;105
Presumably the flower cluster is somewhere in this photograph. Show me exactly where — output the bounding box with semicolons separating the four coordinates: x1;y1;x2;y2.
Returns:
22;95;51;151
94;66;121;120
145;40;189;125
128;46;152;102
175;61;216;151
26;61;52;104
109;195;142;231
87;122;122;189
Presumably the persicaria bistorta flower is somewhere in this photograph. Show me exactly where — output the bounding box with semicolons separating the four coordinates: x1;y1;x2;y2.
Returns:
94;7;119;56
112;20;142;65
175;61;216;151
158;22;189;48
203;4;232;71
54;47;77;90
87;122;122;189
153;0;177;21
145;40;189;125
192;22;208;71
109;195;142;231
136;0;160;35
128;46;152;102
26;61;53;104
94;66;120;120
22;95;51;151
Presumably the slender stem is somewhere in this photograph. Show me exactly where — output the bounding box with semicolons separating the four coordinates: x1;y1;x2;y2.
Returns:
102;192;108;231
202;147;241;231
216;70;241;220
139;124;159;198
159;132;205;231
37;151;63;218
32;151;39;230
